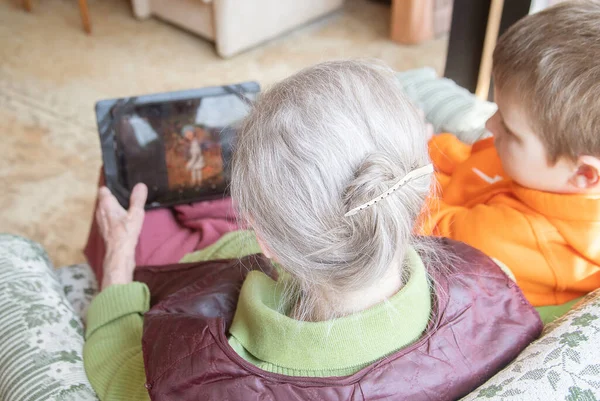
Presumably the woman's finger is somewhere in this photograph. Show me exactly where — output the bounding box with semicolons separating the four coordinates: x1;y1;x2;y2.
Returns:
129;183;148;211
95;207;108;235
97;187;114;222
98;186;112;201
99;186;127;222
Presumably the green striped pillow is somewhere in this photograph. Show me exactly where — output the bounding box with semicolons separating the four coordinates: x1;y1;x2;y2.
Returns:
397;67;497;144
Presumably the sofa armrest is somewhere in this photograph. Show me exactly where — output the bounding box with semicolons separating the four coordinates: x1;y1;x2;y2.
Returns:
461;289;600;400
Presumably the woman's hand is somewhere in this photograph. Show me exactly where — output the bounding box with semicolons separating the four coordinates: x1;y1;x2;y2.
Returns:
96;183;148;290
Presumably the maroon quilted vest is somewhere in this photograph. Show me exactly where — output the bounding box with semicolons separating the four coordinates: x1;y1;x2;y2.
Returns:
135;238;543;401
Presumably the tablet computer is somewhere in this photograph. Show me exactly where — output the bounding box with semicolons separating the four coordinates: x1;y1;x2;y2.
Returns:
95;82;260;209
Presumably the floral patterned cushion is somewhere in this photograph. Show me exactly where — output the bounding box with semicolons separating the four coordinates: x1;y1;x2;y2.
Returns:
54;263;98;323
0;234;99;401
462;289;600;401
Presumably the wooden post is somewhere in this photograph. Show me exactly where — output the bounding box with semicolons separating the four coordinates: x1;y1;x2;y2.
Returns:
390;0;434;45
22;0;32;12
78;0;92;34
445;0;531;98
475;0;504;99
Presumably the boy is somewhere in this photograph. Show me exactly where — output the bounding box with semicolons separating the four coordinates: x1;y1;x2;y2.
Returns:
424;0;600;307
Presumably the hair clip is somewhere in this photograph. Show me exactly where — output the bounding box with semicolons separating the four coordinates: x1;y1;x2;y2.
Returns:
344;163;434;217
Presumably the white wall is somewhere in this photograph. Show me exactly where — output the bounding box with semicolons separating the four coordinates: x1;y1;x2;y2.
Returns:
530;0;551;14
530;0;567;14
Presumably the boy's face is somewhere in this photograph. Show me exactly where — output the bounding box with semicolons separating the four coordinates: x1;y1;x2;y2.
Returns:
486;89;579;193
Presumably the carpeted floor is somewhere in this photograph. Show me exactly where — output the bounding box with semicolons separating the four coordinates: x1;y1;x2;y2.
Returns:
0;0;447;267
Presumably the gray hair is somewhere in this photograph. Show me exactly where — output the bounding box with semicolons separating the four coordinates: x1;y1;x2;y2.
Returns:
231;60;433;320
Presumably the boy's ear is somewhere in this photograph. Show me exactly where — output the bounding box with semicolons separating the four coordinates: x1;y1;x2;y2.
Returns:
571;155;600;190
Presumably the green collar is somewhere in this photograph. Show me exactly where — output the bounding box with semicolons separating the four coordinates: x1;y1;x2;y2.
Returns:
228;247;431;374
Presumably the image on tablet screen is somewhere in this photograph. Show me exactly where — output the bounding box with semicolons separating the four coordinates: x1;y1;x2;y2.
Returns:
113;92;249;203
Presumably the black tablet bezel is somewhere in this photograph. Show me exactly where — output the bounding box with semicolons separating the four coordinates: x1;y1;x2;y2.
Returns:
95;82;260;210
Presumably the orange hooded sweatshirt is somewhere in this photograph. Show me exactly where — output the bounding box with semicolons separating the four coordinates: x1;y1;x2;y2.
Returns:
423;133;600;307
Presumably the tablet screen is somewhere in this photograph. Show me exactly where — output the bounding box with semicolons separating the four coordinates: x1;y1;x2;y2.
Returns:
96;83;259;209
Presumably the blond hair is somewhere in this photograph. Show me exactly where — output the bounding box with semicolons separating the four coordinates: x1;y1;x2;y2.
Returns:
231;60;435;320
492;0;600;162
